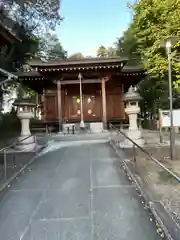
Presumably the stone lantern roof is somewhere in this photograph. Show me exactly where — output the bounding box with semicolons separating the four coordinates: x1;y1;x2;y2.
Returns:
13;99;36;107
124;86;142;102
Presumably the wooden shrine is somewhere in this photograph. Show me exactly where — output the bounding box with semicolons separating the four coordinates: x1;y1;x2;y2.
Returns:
17;57;145;129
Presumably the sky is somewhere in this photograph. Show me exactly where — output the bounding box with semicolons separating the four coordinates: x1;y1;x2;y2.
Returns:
56;0;134;57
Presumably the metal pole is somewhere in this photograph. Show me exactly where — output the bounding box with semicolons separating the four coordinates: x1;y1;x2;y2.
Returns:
158;109;163;143
78;73;85;128
167;47;175;160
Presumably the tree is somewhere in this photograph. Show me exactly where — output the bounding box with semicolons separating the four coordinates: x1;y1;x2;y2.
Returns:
68;53;84;59
39;33;67;61
106;47;117;57
97;45;118;58
97;45;107;58
0;0;62;71
2;0;61;33
115;23;174;120
131;0;180;79
113;0;180;121
116;25;141;65
0;0;62;112
138;77;169;120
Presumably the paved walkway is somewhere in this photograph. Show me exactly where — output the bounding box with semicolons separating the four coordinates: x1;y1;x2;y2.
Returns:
0;139;159;240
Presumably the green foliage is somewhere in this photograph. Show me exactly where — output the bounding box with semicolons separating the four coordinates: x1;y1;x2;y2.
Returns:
0;24;39;72
116;25;142;65
115;25;168;118
97;45;117;58
97;45;107;57
0;1;63;108
138;76;170;118
68;53;85;59
114;0;180;119
131;0;180;79
0;112;20;146
158;169;177;183
3;0;61;33
38;33;67;61
0;0;62;72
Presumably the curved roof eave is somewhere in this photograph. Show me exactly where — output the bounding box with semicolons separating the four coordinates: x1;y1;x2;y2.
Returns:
29;57;129;68
122;65;145;73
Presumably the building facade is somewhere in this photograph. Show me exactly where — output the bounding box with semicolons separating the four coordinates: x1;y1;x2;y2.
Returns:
17;57;145;129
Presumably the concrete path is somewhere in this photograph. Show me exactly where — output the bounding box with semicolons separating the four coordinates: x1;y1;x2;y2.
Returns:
0;139;159;240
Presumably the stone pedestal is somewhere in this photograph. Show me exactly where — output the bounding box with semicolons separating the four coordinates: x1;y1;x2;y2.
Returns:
120;86;144;148
90;122;103;133
13;100;36;151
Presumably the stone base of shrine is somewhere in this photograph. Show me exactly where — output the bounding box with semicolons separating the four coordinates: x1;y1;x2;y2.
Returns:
90;122;103;133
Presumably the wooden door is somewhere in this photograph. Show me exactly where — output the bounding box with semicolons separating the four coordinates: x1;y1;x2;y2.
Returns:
45;95;58;121
70;96;81;119
107;94;125;120
83;95;101;120
64;94;102;121
64;95;81;120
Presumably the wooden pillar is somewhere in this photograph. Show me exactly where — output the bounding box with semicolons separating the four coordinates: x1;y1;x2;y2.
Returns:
43;88;46;121
121;83;125;119
35;93;39;119
57;80;63;132
101;77;107;129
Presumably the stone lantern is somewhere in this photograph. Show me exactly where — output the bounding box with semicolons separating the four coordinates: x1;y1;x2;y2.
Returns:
121;86;144;147
13;99;36;151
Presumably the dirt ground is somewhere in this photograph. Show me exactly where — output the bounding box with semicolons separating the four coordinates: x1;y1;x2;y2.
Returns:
124;144;180;225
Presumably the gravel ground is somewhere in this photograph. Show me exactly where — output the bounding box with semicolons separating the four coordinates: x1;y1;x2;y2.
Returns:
118;129;180;227
134;155;180;226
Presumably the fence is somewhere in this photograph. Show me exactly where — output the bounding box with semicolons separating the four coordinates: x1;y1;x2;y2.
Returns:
109;123;180;226
109;123;180;182
0;135;37;188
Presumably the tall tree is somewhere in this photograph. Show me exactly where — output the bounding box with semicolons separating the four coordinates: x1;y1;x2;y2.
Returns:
130;0;180;117
97;45;117;58
97;45;107;58
115;23;173;119
68;53;84;59
2;0;61;33
116;25;141;65
0;0;62;72
107;47;117;57
39;33;67;61
0;0;62;111
131;0;180;79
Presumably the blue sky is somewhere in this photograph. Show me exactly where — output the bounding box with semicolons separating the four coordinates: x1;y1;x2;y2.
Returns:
56;0;134;57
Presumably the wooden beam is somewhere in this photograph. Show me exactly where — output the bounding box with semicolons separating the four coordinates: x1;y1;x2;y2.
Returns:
57;70;119;80
61;78;101;85
101;77;107;129
60;77;110;85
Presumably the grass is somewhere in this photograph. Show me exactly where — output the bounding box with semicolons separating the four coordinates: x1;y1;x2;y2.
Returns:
158;169;178;183
0;132;19;149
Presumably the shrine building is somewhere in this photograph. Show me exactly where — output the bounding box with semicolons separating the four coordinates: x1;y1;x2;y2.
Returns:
17;57;145;130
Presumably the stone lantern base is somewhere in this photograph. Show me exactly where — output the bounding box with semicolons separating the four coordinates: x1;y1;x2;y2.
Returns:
120;129;145;148
15;135;36;151
121;86;145;148
13;99;37;151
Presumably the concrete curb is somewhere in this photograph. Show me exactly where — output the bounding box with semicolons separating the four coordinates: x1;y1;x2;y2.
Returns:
0;145;46;194
110;139;180;240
